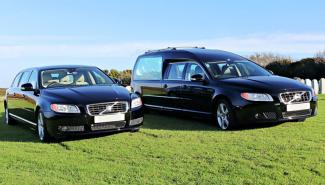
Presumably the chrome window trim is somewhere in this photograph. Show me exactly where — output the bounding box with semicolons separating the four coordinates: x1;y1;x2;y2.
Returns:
9;113;37;126
142;95;191;100
144;104;211;115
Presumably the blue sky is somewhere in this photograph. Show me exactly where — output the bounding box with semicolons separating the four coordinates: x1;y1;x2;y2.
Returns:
0;0;325;87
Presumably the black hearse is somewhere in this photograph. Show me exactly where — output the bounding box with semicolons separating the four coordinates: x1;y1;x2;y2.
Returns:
4;65;144;141
131;47;317;130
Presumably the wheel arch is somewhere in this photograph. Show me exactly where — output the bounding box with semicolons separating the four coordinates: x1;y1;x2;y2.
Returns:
212;94;234;111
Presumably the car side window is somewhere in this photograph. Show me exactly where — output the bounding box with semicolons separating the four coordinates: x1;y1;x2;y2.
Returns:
185;63;205;81
28;70;38;89
133;56;163;80
11;73;22;88
18;71;32;87
165;63;186;80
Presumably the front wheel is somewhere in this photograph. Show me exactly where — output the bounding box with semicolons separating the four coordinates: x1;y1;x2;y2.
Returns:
215;99;236;130
37;112;52;142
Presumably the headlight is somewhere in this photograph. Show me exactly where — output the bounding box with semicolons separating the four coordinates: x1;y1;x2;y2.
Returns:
131;97;142;108
50;104;80;113
240;92;273;102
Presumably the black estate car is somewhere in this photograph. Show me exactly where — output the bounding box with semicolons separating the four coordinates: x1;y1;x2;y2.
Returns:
131;47;317;130
4;65;144;141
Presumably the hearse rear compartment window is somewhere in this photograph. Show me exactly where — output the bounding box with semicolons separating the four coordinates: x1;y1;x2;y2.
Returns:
133;56;162;80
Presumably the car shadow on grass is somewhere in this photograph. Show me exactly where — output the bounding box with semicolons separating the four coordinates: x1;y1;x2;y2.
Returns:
0;113;39;142
0;111;284;143
142;110;283;131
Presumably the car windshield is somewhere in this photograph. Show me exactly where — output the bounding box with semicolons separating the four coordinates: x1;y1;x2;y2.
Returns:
204;60;271;79
41;67;114;88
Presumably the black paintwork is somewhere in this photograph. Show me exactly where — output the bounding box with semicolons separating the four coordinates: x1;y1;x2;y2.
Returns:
4;65;144;138
131;48;317;124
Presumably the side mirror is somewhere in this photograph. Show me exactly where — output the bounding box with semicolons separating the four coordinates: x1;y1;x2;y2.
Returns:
268;70;274;75
190;74;204;82
21;83;34;91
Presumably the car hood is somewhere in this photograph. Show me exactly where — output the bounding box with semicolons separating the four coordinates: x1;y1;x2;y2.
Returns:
219;75;311;93
41;85;130;105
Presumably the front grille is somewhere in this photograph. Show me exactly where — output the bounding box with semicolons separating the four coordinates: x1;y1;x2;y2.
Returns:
279;91;311;104
87;101;129;116
282;109;311;118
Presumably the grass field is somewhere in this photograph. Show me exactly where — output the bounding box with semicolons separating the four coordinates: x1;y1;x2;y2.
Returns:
0;96;324;184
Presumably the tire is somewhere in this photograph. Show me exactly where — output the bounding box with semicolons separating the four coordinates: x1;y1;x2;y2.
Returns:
215;99;236;130
37;112;52;142
4;105;15;125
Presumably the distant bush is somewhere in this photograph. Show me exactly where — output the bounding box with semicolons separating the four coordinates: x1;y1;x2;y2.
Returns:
265;59;292;77
266;58;325;79
0;88;6;97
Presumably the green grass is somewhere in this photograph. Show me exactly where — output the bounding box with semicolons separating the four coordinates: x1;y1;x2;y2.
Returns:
0;97;324;185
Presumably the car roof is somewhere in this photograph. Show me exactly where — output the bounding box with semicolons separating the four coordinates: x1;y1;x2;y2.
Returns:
140;47;245;62
20;65;97;72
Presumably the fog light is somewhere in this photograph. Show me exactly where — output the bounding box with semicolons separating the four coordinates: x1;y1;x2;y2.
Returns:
130;117;143;126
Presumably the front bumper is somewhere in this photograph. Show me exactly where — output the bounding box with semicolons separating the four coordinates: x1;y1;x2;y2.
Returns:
234;97;317;124
43;106;144;138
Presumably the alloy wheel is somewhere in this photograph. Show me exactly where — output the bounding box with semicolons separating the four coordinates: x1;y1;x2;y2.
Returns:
38;113;45;141
217;103;230;130
5;107;9;125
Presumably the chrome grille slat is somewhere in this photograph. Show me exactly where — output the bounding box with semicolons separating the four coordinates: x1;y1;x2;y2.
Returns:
279;91;311;104
87;101;129;116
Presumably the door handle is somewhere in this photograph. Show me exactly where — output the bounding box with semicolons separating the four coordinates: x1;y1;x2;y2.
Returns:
163;84;168;88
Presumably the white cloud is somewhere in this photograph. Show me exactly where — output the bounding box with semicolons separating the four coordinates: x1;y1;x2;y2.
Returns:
0;33;324;59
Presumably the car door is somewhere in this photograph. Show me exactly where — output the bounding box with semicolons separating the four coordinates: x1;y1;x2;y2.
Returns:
20;70;39;123
15;70;32;119
7;72;23;116
161;62;186;109
179;62;215;113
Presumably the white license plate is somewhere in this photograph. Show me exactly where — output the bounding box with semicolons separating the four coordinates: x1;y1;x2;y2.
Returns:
286;103;310;112
94;114;125;123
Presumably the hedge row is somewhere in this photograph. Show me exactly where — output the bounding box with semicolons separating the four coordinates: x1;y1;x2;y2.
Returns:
265;58;325;80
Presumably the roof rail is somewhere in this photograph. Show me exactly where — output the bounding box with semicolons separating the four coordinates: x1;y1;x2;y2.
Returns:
145;46;205;54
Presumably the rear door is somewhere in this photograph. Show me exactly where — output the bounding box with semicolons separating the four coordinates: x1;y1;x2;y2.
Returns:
161;62;186;109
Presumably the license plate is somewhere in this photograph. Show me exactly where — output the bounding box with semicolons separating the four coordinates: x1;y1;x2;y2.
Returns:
286;103;310;112
94;114;125;123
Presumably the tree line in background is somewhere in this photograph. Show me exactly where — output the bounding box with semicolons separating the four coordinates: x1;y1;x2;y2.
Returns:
249;51;325;80
103;69;132;85
103;50;325;86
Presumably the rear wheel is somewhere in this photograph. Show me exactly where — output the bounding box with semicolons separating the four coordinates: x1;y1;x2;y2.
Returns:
4;105;15;125
215;99;236;130
37;112;52;142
